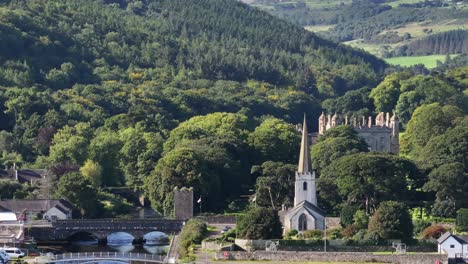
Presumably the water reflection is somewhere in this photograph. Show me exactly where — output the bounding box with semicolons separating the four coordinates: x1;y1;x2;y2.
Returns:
107;232;135;246
143;231;169;245
108;245;135;253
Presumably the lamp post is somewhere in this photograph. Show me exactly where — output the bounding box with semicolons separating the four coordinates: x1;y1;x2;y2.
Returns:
324;223;327;253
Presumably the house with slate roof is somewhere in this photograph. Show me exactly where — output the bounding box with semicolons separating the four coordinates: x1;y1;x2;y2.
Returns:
0;199;74;221
0;163;49;184
438;231;468;261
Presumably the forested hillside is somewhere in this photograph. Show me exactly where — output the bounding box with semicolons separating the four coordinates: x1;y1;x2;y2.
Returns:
0;0;385;216
0;0;467;225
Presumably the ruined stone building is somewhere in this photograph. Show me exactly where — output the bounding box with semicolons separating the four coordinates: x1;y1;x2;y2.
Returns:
315;112;400;154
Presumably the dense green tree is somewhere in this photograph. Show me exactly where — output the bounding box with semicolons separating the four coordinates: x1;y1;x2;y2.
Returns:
237;207;282;239
423;163;468;217
318;153;418;213
55;172;100;218
252;161;296;209
119;127;164;187
49;123;92;165
418;118;468;171
457;209;468;232
0;180;23;200
80;159;103;189
395;76;461;125
368;201;413;241
311;125;368;174
322;87;374;116
370;72;412;113
248;117;300;164
400;103;463;158
88;131;123;186
144;141;240;215
163;112;249;152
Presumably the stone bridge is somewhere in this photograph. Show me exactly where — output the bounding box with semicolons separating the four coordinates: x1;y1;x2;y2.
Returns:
27;219;183;241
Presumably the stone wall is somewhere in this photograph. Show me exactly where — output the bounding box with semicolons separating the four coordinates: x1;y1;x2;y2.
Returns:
215;251;448;264
235;239;436;252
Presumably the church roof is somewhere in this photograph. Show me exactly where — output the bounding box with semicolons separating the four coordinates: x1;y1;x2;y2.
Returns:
298;114;312;173
285;200;326;218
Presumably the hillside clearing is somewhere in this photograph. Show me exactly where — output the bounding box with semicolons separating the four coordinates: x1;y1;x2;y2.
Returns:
384;54;457;68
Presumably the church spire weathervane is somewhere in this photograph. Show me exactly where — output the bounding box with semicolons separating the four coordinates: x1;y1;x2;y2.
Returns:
298;113;312;174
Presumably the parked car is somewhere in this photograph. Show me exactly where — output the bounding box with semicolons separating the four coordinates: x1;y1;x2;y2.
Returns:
0;250;11;264
1;248;25;258
221;226;232;234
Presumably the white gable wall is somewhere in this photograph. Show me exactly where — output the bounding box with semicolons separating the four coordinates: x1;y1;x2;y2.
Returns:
44;207;69;220
289;209;316;231
439;236;464;258
284;205;325;232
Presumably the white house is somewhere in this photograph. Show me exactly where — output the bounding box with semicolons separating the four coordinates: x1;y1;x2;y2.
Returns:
0;199;73;221
438;232;468;260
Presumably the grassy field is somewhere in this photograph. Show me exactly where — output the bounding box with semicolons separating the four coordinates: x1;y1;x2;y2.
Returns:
384;55;453;68
386;0;425;8
249;0;353;10
384;19;468;38
304;25;335;32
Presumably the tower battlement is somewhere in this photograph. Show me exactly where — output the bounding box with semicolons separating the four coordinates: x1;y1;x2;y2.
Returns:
318;112;399;154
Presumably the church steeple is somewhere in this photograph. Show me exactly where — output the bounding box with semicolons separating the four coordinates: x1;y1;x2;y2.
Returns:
298;114;311;173
294;113;317;207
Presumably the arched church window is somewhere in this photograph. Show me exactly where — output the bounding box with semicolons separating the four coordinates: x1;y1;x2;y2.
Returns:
299;213;307;231
303;182;307;191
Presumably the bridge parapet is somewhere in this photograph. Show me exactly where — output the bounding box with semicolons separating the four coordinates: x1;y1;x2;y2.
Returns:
51;252;165;263
53;219;183;232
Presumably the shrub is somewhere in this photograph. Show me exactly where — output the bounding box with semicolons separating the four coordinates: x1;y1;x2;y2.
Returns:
237;207;282;239
178;219;207;258
352;229;367;241
328;227;343;239
287;229;298;237
303;229;323;239
343;224;358;238
421;225;447;239
413;218;432;237
340;205;359;227
353;210;369;230
457;209;468;232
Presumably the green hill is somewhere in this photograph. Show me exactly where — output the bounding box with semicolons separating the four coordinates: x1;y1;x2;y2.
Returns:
0;0;385;90
0;0;385;182
248;0;468;60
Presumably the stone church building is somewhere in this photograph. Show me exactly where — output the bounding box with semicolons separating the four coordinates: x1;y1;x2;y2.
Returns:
280;115;325;232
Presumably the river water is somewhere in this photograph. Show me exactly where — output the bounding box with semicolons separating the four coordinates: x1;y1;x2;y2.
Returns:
37;232;170;256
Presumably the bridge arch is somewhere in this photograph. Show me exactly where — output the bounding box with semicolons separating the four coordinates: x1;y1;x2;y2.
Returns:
68;231;100;244
143;231;169;245
107;232;135;245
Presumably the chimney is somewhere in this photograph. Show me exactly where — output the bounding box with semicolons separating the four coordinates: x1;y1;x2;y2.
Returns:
13;162;18;181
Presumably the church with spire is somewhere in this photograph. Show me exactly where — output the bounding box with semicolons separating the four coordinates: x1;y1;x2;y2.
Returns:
280;114;325;232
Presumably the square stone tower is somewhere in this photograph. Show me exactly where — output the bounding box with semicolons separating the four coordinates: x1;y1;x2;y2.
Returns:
174;187;193;220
